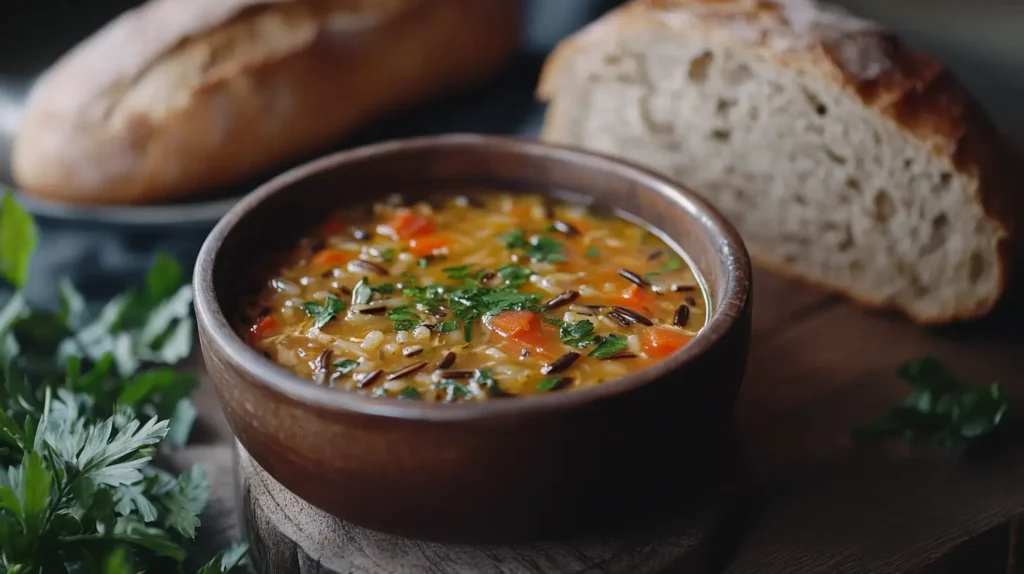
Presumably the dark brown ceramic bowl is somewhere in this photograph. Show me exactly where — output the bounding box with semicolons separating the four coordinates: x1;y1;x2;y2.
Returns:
194;134;752;544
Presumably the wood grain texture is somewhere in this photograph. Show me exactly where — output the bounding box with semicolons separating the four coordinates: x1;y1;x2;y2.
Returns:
179;269;1024;572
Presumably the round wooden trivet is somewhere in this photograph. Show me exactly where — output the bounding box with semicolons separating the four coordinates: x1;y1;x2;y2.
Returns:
234;440;748;574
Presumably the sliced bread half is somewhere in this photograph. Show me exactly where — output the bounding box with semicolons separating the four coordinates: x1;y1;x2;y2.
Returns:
537;0;1022;323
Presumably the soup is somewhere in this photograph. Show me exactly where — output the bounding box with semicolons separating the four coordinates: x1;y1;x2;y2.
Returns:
241;193;706;402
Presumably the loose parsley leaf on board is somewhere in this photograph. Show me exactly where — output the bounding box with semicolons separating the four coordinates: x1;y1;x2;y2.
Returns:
852;356;1010;451
0;191;38;289
387;305;422;332
0;195;248;572
587;334;630;359
301;294;346;329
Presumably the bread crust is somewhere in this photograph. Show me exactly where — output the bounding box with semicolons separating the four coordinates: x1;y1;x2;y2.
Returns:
13;0;520;205
537;0;1022;323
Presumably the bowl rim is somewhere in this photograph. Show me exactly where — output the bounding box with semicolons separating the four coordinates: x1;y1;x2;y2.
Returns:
193;133;751;423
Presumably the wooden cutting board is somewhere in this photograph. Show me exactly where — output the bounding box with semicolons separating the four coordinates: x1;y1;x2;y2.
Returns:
176;269;1024;573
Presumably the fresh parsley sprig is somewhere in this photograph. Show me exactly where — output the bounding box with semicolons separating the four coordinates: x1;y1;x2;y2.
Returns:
0;191;248;572
853;356;1010;451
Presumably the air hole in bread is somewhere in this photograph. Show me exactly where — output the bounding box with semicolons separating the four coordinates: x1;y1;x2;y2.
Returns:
723;62;752;86
838;226;855;251
969;252;987;283
715;97;736;117
688;51;713;83
803;89;828;116
845;177;862;193
825;148;847;165
939;171;952;187
604;54;622;66
711;128;731;142
873;190;896;223
794;194;807;206
921;213;950;256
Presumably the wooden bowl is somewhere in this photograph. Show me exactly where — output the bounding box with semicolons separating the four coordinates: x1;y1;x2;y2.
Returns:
193;134;753;544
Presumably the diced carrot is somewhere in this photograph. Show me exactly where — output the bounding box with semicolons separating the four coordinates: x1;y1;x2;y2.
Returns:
310;248;352;269
615;283;653;313
388;210;435;239
640;326;692;359
486;310;539;338
408;233;454;257
506;203;534;222
252;316;278;338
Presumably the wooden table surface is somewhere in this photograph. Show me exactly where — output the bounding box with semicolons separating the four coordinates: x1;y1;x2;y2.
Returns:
180;268;1024;573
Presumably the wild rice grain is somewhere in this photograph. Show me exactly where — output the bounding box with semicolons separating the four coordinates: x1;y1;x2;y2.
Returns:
647;250;663;261
685;295;697;306
543;290;580;310
606;311;632;327
674;305;691;328
403;345;424;357
387;361;427;381
600;352;638;361
348;259;390;276
435;351;457;370
437;369;474;379
356;369;383;388
617;269;647;288
612;306;654;326
542;352;580;375
552;220;581;237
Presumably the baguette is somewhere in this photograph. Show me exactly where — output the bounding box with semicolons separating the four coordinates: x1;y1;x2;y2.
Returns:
13;0;520;206
537;0;1022;323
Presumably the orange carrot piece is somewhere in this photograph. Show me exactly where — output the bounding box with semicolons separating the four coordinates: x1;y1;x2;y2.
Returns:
486;310;539;338
310;248;352;269
388;210;435;239
640;326;692;359
408;233;453;257
615;283;653;312
252;316;278;338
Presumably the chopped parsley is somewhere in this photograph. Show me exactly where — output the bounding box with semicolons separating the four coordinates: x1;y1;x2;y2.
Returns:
437;320;459;333
473;368;503;397
537;377;570;392
387;305;422;331
438;379;470;402
661;254;683;272
417;257;431;269
587;334;630;358
397;386;421;400
585;247;600;258
333;359;359;375
499;229;567;263
447;285;542;341
442;265;475;280
555;319;602;348
371;283;397;295
377;247;396;262
301;294;346;329
496;264;533;287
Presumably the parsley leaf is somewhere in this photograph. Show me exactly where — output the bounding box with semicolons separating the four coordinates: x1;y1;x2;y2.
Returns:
526;237;567;263
301;294;346;329
661;254;683;272
0;191;37;289
496;264;533;287
557;320;601;349
473;368;503;397
852;356;1010;451
442;265;475;280
587;334;630;358
352;277;373;305
377;248;396;262
397;387;421;400
537;377;570;392
371;283;397;295
498;229;529;250
387;305;421;332
437;321;459;333
333;359;359;375
437;380;471;402
585;247;600;259
417;257;431;269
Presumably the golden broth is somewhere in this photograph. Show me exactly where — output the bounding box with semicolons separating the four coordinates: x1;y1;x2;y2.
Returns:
241;193;706;402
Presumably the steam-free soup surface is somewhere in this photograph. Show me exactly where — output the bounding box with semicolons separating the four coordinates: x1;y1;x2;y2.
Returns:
242;193;706;402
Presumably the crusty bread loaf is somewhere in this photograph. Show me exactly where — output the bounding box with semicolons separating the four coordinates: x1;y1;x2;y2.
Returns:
13;0;520;206
537;0;1022;323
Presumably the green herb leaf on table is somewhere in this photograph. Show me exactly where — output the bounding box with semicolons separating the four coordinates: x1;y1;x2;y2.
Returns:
0;195;248;572
588;334;630;359
0;192;38;289
302;294;346;329
852;355;1010;451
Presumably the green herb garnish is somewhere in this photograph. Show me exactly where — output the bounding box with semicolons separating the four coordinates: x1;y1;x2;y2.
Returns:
852;356;1010;451
498;229;530;250
437;379;470;402
537;377;569;392
0;193;247;572
587;334;630;358
333;359;359;375
442;265;474;280
447;285;542;342
585;247;600;259
397;386;421;400
525;237;567;263
473;368;503;397
378;247;396;262
437;320;459;333
301;294;346;329
387;305;421;332
417;257;431;269
557;319;602;349
661;254;683;272
496;264;533;287
371;283;397;295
